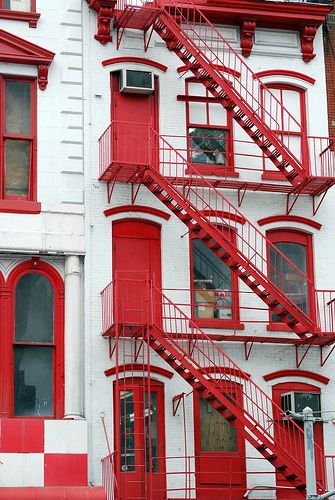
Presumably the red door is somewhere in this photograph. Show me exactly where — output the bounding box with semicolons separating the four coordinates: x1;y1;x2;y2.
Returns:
112;219;162;326
194;383;246;500
115;378;166;500
111;73;158;167
273;382;324;500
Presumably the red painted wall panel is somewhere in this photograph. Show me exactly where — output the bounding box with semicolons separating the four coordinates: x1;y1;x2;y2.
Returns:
0;419;44;452
44;454;88;487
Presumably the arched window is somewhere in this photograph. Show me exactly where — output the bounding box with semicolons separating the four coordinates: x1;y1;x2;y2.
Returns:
267;229;315;329
5;260;64;418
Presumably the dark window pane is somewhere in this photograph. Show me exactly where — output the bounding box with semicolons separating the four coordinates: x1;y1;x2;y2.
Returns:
125;70;152;89
15;274;54;343
5;139;31;197
270;241;308;321
3;0;10;8
145;392;159;472
14;346;53;416
6;81;31;135
193;238;233;319
189;128;227;165
120;390;135;472
200;396;237;452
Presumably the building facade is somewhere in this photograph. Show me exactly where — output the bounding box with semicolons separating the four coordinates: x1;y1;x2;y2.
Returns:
0;0;335;498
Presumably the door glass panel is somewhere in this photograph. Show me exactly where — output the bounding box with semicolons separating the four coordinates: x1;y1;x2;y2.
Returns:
5;139;31;197
14;345;53;416
200;396;237;453
6;81;31;135
120;390;135;471
15;274;54;343
145;392;158;472
193;238;233;320
270;241;308;321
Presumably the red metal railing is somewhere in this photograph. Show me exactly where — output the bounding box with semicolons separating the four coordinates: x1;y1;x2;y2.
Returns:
102;452;117;500
99;121;151;179
309;137;335;178
325;456;335;492
315;290;335;335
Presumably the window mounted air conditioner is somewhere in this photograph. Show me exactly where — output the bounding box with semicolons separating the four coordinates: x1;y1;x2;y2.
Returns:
119;69;154;95
281;392;321;415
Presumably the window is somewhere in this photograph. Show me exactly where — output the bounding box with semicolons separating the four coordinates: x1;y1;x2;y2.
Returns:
2;260;64;418
191;226;241;328
185;80;236;176
0;76;37;207
262;84;307;180
0;0;39;26
1;0;33;11
267;229;315;329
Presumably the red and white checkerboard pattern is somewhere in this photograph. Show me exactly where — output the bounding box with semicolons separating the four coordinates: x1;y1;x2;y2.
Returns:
0;419;88;487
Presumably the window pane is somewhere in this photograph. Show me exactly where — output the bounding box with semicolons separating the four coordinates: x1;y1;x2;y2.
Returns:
145;392;159;472
14;346;53;416
15;274;54;343
189;128;227;165
193;238;233;319
200;396;237;452
5;139;31;197
270;241;308;320
120;391;135;472
6;81;31;135
5;0;31;11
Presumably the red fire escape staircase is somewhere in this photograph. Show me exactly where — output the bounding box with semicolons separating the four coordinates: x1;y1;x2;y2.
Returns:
102;277;327;496
112;0;335;196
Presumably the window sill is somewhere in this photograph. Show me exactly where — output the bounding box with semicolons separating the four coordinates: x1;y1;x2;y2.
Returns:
267;323;292;332
186;167;239;177
194;318;245;330
0;8;40;27
0;199;41;214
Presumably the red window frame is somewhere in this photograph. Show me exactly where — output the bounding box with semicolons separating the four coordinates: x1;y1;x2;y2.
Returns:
190;226;243;329
0;0;39;27
261;84;308;181
0;75;39;213
185;78;237;177
0;260;64;419
267;229;315;331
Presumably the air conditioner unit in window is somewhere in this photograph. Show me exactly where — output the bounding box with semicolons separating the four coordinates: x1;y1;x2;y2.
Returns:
281;392;321;415
119;69;154;95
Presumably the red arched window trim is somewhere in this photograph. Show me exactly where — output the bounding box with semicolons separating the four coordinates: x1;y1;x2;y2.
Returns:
5;259;64;419
254;70;316;86
102;57;168;73
104;205;170;221
105;364;174;379
264;370;329;385
266;229;315;332
258;215;322;231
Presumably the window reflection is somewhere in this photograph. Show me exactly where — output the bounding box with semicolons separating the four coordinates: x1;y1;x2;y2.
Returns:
120;390;135;472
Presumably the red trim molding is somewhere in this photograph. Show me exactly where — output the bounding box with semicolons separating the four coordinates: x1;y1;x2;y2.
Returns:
240;20;256;58
264;370;330;385
0;9;40;28
202;366;250;380
202;210;246;225
254;70;316;85
86;0;116;44
258;215;321;230
104;205;171;221
105;364;174;379
103;57;168;73
301;25;317;63
0;29;55;90
0;200;41;214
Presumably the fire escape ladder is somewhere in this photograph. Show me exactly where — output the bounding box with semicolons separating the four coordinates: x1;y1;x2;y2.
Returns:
145;285;326;495
143;133;318;340
150;2;308;186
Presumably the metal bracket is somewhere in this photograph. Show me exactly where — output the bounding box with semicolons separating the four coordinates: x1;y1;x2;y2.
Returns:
144;25;155;52
107;174;118;203
238;185;247;207
244;339;254;360
109;337;116;360
172;392;185;416
320;343;335;367
133;338;145;363
295;340;315;368
286;190;302;215
312;189;329;216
